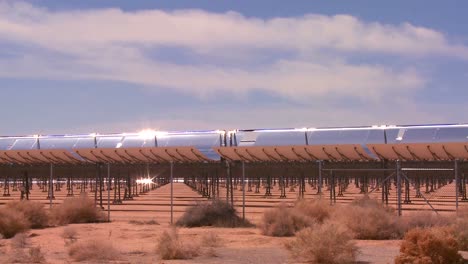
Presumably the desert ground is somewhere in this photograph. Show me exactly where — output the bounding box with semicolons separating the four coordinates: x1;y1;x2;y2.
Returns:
1;181;467;263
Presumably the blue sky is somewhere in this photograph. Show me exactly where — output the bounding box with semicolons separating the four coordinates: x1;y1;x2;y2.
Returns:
0;0;467;135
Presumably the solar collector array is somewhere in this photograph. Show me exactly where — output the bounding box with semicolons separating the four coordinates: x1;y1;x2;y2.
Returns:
214;124;468;162
0;124;467;165
0;131;224;164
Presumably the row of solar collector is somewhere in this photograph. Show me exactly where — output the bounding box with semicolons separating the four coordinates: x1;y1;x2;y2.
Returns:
0;124;467;164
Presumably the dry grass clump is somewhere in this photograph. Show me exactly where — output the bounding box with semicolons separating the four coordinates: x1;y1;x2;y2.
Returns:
157;228;199;260
129;219;159;225
286;220;357;264
5;201;49;229
26;247;46;263
9;233;46;263
0;209;30;239
51;195;106;225
8;246;46;263
201;232;223;248
176;200;252;228
262;199;333;237
68;239;119;261
395;227;463;264
61;226;78;245
334;197;401;239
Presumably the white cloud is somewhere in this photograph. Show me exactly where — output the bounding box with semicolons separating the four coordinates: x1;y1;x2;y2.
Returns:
0;1;465;103
1;2;466;57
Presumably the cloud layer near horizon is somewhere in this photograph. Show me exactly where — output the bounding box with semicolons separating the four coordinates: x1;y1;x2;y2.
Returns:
1;1;467;103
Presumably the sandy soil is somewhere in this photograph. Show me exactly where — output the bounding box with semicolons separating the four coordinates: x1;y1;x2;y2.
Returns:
1;182;467;263
0;222;405;264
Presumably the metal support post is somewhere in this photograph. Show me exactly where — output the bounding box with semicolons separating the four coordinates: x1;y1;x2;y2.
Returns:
146;163;151;191
229;163;234;205
226;162;230;203
146;163;150;178
170;162;174;224
455;160;459;213
107;163;111;222
329;170;333;205
397;160;402;216
318;160;323;196
242;161;246;221
25;171;30;200
49;163;53;208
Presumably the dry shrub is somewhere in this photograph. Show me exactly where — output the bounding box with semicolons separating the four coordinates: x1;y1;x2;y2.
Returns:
27;247;46;263
456;206;468;218
395;227;463;264
201;232;222;248
176;200;252;228
452;217;468;251
262;204;306;237
5;201;49;229
0;208;30;239
11;233;29;249
157;228;199;260
262;199;333;237
294;199;333;223
205;247;218;258
334;197;401;239
68;239;119;261
51;195;105;225
61;226;78;245
453;206;468;251
400;212;453;232
8;246;46;263
8;233;46;263
286;220;357;264
146;219;159;225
